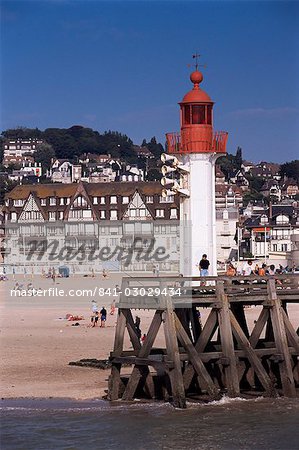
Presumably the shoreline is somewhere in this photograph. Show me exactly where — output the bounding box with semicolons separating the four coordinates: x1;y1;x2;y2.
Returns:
1;274;299;402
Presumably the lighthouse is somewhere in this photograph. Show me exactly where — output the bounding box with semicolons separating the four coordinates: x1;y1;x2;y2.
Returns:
163;59;228;276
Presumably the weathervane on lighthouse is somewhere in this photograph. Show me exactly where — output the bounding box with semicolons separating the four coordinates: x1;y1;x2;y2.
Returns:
162;55;228;276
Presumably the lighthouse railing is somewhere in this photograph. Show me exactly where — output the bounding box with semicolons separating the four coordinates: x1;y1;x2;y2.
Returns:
166;130;228;154
166;132;181;153
212;131;228;154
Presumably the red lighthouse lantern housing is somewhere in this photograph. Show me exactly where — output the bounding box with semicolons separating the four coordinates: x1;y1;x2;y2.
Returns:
166;70;228;154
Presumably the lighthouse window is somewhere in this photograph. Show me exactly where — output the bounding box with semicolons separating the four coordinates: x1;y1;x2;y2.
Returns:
183;105;191;124
206;105;212;124
192;105;205;124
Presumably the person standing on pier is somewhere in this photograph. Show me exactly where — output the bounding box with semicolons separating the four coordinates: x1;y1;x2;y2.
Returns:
199;254;210;276
242;260;253;276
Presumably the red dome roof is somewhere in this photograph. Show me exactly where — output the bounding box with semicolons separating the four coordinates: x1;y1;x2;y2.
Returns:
181;70;213;104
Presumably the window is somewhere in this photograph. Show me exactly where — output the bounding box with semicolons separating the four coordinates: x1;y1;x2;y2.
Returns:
59;211;63;220
160;195;174;203
110;196;117;204
276;214;289;225
206;105;212;124
69;210;83;219
100;197;105;204
66;197;70;205
281;244;288;252
82;210;92;219
192;105;205;124
170;208;178;219
146;196;153;203
183;105;191;125
41;198;46;206
49;211;56;221
93;197;98;205
73;196;87;207
110;210;117;220
50;197;56;206
122;196;129;204
14;199;24;207
60;198;64;205
156;209;165;218
100;211;106;219
11;212;17;222
260;215;268;225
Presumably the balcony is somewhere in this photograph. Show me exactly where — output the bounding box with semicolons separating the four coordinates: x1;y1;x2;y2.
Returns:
166;130;228;154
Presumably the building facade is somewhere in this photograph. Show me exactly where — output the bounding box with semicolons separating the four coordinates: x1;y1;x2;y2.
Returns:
3;138;43;166
3;182;182;274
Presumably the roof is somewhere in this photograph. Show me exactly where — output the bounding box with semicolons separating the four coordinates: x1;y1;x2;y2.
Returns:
180;70;213;104
5;181;166;200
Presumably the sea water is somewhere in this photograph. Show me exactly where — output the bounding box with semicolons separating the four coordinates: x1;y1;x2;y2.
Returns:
1;397;298;450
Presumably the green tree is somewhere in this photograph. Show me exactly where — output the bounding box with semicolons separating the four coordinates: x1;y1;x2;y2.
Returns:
1;127;42;139
146;168;161;181
242;191;264;206
0;177;18;205
34;143;56;170
217;154;236;179
279;160;299;182
235;146;243;170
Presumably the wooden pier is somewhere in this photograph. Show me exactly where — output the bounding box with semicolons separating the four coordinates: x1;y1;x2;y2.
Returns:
108;275;299;407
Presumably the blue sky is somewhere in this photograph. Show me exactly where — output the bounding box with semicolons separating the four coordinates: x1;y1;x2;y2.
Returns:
1;0;298;163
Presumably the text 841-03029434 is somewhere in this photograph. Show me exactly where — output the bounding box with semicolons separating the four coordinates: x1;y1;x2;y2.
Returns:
123;287;182;297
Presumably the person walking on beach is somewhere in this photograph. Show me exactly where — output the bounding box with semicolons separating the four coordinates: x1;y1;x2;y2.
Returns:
52;267;56;284
100;306;107;327
110;299;116;315
91;311;99;327
91;299;98;313
90;300;99;327
102;269;108;279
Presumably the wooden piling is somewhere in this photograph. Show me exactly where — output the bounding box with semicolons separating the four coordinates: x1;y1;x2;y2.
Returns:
108;274;299;407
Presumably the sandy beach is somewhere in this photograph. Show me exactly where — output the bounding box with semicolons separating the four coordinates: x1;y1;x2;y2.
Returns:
0;273;162;400
1;273;298;401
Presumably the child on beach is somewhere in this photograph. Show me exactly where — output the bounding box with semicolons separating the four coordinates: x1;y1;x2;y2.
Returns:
91;311;99;327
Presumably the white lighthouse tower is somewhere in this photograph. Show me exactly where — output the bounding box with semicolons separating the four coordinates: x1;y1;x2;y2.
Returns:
163;61;228;276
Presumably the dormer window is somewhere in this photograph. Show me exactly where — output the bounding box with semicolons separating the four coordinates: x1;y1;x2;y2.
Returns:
260;214;268;225
50;197;56;206
13;199;24;207
276;214;289;225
